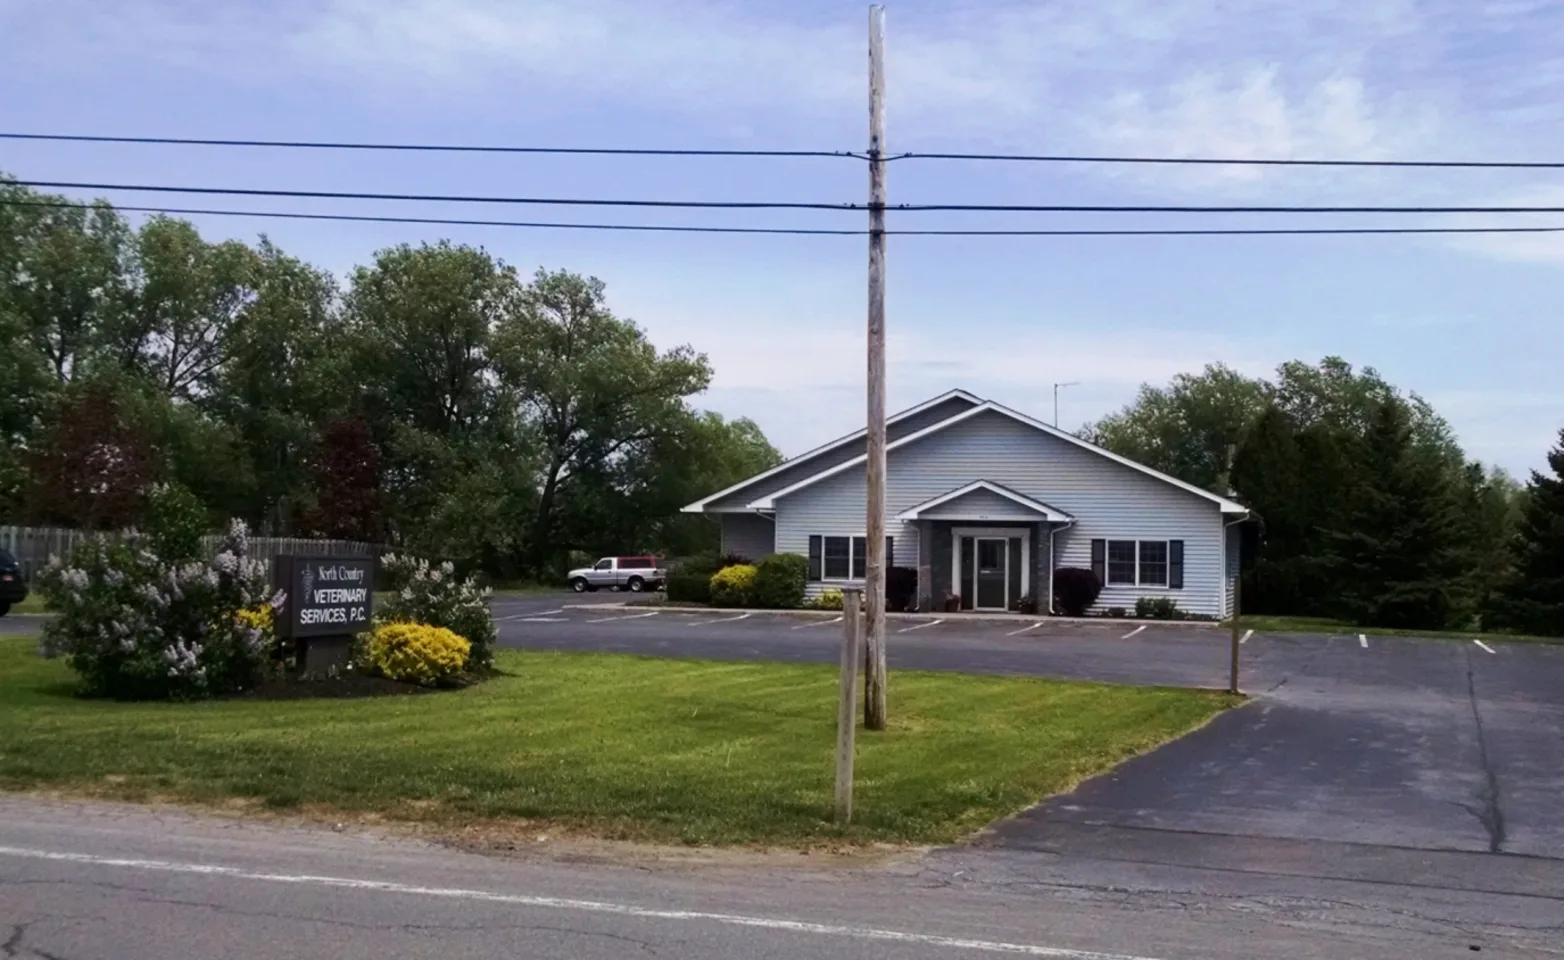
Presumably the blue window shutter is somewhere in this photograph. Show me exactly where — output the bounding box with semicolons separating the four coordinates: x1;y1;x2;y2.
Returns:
1168;540;1184;589
808;536;822;581
1090;539;1106;586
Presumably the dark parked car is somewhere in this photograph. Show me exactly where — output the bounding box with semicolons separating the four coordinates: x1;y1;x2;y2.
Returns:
0;548;27;616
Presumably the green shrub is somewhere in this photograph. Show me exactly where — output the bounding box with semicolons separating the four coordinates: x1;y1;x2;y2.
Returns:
666;553;722;604
380;554;496;668
709;564;758;607
751;553;808;609
1135;596;1181;620
143;481;209;563
38;521;278;700
809;589;844;610
1053;567;1102;617
365;622;470;685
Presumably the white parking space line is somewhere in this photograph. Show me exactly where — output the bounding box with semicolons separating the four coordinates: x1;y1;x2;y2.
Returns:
1120;625;1147;640
693;613;751;626
1473;639;1497;654
1006;621;1046;637
1239;629;1254;644
1358;633;1368;648
897;619;943;633
791;617;843;630
585;611;660;624
496;609;564;621
518;617;568;623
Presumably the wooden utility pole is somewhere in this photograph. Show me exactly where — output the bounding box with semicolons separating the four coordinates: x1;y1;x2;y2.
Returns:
835;588;864;825
863;3;889;731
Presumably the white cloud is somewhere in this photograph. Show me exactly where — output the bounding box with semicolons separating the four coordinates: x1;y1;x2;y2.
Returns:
634;299;1275;455
1441;185;1564;264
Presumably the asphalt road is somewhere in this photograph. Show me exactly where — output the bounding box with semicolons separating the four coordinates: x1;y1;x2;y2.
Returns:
3;795;1561;960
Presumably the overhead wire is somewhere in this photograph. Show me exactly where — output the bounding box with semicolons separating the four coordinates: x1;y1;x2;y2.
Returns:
7;131;1563;170
11;180;1564;216
6;199;1563;238
0;132;865;159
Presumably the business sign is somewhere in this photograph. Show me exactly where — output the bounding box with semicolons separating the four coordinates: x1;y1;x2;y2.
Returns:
274;555;376;639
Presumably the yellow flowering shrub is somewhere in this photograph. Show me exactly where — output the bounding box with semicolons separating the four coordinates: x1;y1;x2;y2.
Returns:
365;622;471;685
708;563;758;607
234;604;275;641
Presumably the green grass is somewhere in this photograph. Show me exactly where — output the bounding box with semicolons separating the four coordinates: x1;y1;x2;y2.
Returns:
1230;615;1563;645
0;636;1234;846
4;594;48;615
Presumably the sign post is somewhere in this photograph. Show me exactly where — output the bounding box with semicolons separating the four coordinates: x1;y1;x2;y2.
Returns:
274;555;376;675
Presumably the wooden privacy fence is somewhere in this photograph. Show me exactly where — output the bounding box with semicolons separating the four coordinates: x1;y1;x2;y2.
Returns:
0;526;384;581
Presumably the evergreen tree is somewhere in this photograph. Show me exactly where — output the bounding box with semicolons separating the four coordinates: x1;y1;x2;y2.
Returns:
1492;429;1564;636
1325;401;1468;629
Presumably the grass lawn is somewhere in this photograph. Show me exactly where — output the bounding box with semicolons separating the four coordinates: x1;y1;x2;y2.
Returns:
4;594;48;615
1232;615;1562;646
0;636;1234;846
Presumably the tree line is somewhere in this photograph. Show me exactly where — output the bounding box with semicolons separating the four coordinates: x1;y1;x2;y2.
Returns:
1085;358;1564;634
0;176;782;579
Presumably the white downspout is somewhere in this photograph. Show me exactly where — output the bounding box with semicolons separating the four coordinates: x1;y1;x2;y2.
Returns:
1047;519;1076;615
1221;511;1251;619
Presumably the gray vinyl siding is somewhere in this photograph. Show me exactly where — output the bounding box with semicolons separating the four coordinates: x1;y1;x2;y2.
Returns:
920;487;1048;522
703;396;978;512
720;513;776;561
1224;521;1242;618
774;409;1229;616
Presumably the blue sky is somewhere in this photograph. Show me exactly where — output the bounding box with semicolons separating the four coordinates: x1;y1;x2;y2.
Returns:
4;0;1563;475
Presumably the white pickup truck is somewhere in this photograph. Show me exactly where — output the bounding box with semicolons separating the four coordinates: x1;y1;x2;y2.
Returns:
567;555;666;593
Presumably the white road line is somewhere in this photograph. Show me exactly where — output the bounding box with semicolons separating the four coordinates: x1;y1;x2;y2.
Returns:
692;613;751;626
1473;639;1497;654
1120;625;1147;640
518;617;568;623
897;619;944;633
0;846;1163;960
1240;629;1254;645
1358;634;1368;648
585;611;660;624
791;617;843;630
1006;621;1046;637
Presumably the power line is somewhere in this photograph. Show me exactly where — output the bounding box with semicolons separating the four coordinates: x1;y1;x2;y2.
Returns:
13;180;1564;216
6;131;1560;171
9;180;861;210
0;200;862;235
0;131;864;160
890;151;1564;170
7;198;1564;237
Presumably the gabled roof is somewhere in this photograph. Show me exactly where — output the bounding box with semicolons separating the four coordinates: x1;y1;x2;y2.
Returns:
681;389;982;513
895;480;1073;522
746;399;1248;513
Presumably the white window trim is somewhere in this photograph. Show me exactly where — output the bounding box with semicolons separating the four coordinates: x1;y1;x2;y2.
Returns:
1105;539;1172;588
950;527;1031;608
818;534;885;583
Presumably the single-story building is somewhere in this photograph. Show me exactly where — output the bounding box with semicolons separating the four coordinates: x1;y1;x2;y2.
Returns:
682;389;1250;617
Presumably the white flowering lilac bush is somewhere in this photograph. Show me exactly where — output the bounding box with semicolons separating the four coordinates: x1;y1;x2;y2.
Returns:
38;521;282;700
378;554;496;669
